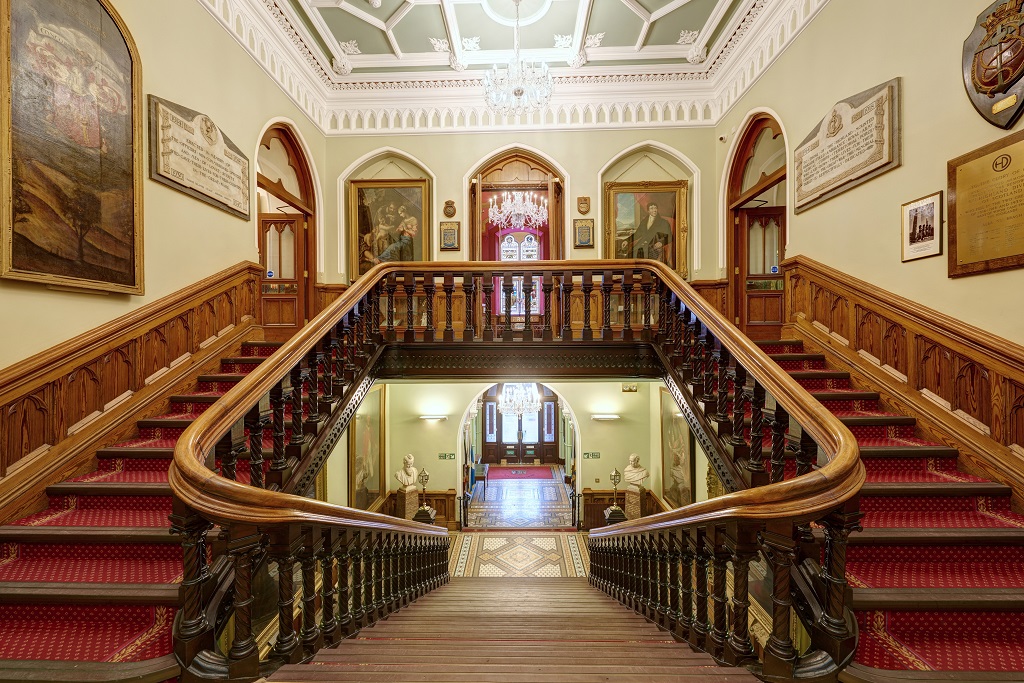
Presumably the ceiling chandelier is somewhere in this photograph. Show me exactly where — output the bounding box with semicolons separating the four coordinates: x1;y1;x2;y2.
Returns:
498;382;542;417
488;190;548;231
483;0;553;116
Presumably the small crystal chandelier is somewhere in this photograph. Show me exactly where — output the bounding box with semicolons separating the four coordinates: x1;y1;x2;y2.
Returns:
498;382;542;417
483;0;553;116
488;190;548;231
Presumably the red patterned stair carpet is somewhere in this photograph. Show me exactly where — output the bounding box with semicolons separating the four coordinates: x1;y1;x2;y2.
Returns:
487;465;556;480
761;340;1024;674
0;341;279;673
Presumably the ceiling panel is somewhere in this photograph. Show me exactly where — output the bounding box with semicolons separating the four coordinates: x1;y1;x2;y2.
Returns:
647;0;724;46
587;1;645;47
392;5;449;55
320;6;392;55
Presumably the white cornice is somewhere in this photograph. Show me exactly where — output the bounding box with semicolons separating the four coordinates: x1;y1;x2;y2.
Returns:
197;0;830;135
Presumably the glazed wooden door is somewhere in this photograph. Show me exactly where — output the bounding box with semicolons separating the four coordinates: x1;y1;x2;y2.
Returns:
736;208;785;340
259;213;307;341
481;391;559;465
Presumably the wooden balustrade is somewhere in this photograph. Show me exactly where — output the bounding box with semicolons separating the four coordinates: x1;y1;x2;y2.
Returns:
170;259;862;683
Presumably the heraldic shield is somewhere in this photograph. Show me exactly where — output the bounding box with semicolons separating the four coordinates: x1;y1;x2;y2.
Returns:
964;0;1024;128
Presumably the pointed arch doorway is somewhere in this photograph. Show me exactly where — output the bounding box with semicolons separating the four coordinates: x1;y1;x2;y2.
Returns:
726;114;787;340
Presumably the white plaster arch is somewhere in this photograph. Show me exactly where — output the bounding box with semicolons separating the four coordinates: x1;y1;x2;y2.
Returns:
596;140;703;275
717;106;791;272
461;143;572;259
336;147;439;281
254;117;326;276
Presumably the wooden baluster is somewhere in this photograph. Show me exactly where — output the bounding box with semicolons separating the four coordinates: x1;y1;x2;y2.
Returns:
216;419;244;482
796;429;818;543
688;530;709;651
341;314;356;385
641;535;654;620
581;271;594;341
621;270;634;342
715;346;731;428
463;274;476;342
423;275;436;343
759;529;798;679
355;303;369;363
169;506;212;646
270;543;301;663
372;280;383;342
668;530;682;639
689;320;705;396
725;524;758;666
523;272;534;342
226;530;262;674
482;273;494;342
542;272;554;342
749;381;767;474
320;529;341;646
624;537;637;610
305;346;320;426
502;272;514;341
416;537;428;599
374;530;386;615
680;307;693;374
403;273;416;343
244;403;266;489
770;404;789;484
708;530;729;660
351;530;366;629
677;532;694;642
702;331;716;403
320;333;335;405
365;531;379;624
641;271;653;341
402;535;414;606
385;274;397;342
332;321;346;397
300;531;324;655
337;530;354;636
820;505;863;645
601;270;613;341
731;363;749;449
560;271;574;341
288;363;304;457
657;531;670;630
269;379;288;474
443;273;455;342
671;299;684;364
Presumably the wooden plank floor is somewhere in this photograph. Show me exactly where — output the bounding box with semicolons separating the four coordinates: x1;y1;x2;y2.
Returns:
268;577;758;682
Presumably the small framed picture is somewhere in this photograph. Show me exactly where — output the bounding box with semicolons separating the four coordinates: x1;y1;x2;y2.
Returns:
574;218;595;248
440;221;460;251
901;191;942;262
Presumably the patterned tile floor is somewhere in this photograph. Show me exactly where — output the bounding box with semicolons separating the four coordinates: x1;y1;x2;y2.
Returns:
449;532;590;577
466;467;573;529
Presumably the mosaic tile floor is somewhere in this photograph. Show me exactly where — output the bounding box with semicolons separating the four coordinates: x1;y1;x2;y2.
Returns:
466;470;573;529
449;532;590;578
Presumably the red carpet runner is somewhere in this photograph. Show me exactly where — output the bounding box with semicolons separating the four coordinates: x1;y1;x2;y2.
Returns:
487;465;556;480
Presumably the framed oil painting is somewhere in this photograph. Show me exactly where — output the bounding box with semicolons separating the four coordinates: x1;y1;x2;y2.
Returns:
349;384;386;510
660;388;694;508
901;191;942;262
1;0;144;294
604;181;688;277
348;178;429;279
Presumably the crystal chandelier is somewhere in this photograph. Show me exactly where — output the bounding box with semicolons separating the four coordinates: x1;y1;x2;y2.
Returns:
498;382;542;417
488;190;548;231
483;0;553;116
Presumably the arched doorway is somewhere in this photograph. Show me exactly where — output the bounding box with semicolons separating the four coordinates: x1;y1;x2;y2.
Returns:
256;125;317;341
479;383;560;465
726;113;787;340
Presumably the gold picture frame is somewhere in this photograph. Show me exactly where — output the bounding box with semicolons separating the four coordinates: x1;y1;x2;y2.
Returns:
1;0;144;294
603;180;688;277
439;220;460;251
348;178;430;280
660;388;694;508
573;218;594;248
349;384;386;510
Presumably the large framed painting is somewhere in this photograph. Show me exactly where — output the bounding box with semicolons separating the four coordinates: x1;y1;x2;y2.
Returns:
1;0;144;294
604;181;688;277
348;178;429;280
660;388;695;508
349;384;386;510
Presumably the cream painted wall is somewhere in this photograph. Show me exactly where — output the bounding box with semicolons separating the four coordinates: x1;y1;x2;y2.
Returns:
716;0;1023;344
1;0;327;368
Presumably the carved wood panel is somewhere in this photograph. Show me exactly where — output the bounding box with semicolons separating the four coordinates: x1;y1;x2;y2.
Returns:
1009;380;1024;450
690;280;727;317
916;337;954;406
953;355;991;430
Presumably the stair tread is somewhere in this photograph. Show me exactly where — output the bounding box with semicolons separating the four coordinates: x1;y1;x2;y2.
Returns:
0;582;179;605
0;527;176;543
861;481;1011;495
45;482;171;496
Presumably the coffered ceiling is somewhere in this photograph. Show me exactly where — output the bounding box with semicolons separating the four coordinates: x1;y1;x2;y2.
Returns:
199;0;829;134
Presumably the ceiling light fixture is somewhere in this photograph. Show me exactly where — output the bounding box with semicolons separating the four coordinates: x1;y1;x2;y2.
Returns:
591;414;621;421
488;190;548;231
498;382;542;417
483;0;553;116
418;415;449;421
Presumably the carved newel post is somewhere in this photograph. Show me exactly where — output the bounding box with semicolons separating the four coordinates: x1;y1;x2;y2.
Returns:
395;453;419;520
605;468;627;524
623;453;649;520
412;468;437;525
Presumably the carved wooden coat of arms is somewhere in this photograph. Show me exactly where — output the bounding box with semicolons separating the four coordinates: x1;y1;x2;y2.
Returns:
964;0;1024;128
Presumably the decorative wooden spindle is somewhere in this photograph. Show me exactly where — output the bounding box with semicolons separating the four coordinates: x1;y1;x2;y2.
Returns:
386;533;399;610
443;273;455;342
364;531;378;624
331;322;346;396
668;531;683;639
678;535;694;641
601;270;613;341
299;535;323;655
622;271;634;342
341;315;356;384
423;275;436;343
371;281;383;342
642;535;655;620
688;531;709;650
726;527;758;665
715;346;731;427
227;535;261;667
770;404;790;485
702;331;716;403
353;306;367;365
482;273;494;342
670;297;684;363
170;510;212;641
581;271;594;341
542;273;554;341
350;531;366;629
463;273;476;342
657;532;670;629
270;549;300;662
215;421;244;482
319;335;335;405
269;379;287;472
385;275;397;341
523;272;534;342
641;271;653;341
320;531;340;646
305;347;320;425
403;273;416;343
820;506;863;641
759;530;798;678
680;307;694;373
288;363;304;449
560;272;574;341
373;531;386;615
748;381;766;473
338;530;354;636
796;429;818;542
502;272;514;341
708;533;730;659
731;363;748;449
689;319;705;396
402;535;414;606
244;405;266;489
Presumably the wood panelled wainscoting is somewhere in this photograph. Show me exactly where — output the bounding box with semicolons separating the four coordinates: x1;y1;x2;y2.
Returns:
581;488;670;530
377;489;459;531
0;262;263;523
784;255;1024;506
690;279;729;318
314;283;349;316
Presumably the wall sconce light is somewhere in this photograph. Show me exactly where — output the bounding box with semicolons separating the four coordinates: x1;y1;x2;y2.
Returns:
419;415;448;421
591;414;621;421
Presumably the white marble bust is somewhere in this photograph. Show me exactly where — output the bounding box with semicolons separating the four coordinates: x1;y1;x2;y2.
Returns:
623;453;649;492
395;453;418;490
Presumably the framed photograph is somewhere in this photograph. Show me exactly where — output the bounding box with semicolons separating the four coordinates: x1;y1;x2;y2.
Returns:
349;384;386;510
660;388;694;508
901;191;942;262
573;218;594;248
603;180;688;277
348;178;429;279
1;0;144;294
439;220;460;251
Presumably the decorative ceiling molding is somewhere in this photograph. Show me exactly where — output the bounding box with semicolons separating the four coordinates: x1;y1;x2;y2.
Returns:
197;0;829;135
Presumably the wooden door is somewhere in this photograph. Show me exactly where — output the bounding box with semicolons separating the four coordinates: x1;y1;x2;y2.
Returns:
481;388;559;465
259;213;307;340
736;208;785;340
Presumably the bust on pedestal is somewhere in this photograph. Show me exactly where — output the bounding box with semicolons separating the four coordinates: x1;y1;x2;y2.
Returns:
623;453;649;520
395;453;419;520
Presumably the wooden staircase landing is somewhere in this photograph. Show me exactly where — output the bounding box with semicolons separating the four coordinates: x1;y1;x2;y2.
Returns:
269;577;757;682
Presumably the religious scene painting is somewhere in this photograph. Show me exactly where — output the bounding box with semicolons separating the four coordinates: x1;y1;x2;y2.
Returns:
349;178;429;279
1;0;143;294
660;388;694;508
604;181;688;276
349;384;385;510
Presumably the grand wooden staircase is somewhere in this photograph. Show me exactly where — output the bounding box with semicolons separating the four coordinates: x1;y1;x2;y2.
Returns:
269;578;758;683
